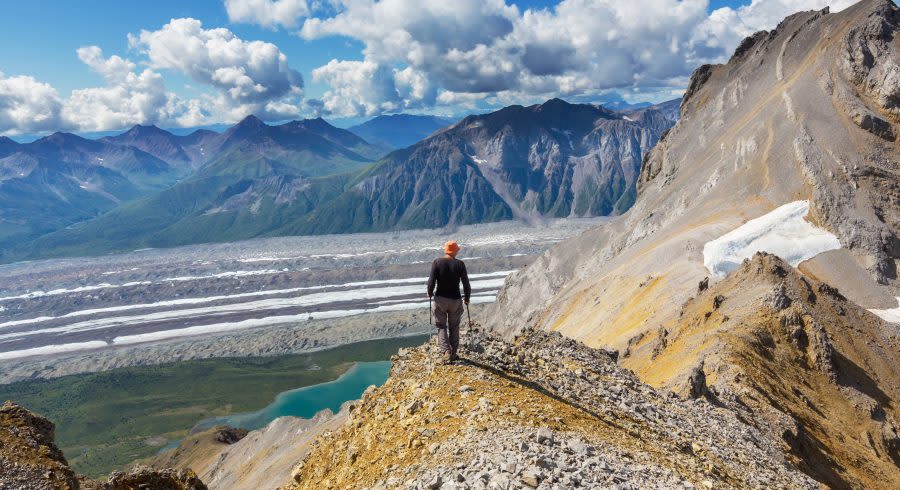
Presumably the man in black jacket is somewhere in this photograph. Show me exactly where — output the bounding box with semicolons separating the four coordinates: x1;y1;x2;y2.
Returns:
427;240;471;363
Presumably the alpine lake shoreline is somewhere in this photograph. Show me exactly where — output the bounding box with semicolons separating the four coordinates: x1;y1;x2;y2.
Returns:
0;334;430;478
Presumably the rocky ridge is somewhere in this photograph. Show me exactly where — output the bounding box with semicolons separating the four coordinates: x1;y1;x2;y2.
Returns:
284;327;816;489
0;400;79;489
635;252;900;488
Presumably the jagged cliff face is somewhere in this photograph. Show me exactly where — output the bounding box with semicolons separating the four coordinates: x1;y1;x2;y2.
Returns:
0;401;80;489
485;1;900;488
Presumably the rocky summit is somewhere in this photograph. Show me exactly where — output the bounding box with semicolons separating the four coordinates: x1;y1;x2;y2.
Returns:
284;327;816;489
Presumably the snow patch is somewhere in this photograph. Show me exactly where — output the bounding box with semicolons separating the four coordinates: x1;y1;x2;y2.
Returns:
703;201;841;278
869;297;900;324
469;154;487;165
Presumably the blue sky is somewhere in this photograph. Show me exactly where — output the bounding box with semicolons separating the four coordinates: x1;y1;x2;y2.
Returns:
0;0;855;135
0;0;747;101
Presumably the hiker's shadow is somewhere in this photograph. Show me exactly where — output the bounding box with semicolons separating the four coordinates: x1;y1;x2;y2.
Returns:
455;354;631;433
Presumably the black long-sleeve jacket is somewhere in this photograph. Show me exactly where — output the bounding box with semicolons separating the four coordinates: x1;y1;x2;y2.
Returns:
427;257;471;300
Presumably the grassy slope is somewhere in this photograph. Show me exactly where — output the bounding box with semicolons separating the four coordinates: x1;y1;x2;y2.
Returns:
0;336;427;478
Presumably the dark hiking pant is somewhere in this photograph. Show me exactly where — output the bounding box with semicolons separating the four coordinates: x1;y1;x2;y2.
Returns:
433;296;463;355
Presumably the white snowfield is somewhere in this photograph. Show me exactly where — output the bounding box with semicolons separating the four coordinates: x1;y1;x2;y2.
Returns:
703;201;842;278
869;297;900;324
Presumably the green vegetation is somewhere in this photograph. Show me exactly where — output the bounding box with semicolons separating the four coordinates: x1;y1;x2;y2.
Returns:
0;336;427;478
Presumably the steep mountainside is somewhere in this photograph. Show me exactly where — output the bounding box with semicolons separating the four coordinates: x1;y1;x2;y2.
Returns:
0;132;179;248
487;1;900;487
283;328;815;489
292;98;678;235
348;114;456;149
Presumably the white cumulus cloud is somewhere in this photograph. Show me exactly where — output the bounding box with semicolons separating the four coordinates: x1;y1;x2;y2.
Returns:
0;72;64;135
130;18;303;108
225;0;310;28
62;46;186;132
0;1;864;133
311;60;436;116
693;0;857;55
297;0;856;117
0;17;306;135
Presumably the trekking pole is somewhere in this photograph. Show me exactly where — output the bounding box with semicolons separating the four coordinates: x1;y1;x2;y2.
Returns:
429;295;432;326
466;301;472;329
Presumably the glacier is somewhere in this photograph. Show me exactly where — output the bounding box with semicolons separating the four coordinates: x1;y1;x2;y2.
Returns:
703;200;841;278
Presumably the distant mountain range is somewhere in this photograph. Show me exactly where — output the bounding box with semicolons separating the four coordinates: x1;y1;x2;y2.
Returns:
0;132;184;247
100;124;218;169
5;116;388;260
1;99;679;262
348;114;456;149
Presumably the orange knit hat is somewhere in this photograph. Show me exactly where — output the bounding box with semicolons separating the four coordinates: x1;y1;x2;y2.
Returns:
444;240;461;255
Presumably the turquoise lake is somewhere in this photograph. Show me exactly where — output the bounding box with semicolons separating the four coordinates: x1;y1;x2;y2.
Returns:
191;360;392;432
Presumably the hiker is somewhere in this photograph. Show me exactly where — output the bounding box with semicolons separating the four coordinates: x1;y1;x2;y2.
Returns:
427;240;471;363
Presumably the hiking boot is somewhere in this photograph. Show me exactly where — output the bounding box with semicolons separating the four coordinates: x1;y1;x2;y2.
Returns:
442;352;453;365
449;352;459;363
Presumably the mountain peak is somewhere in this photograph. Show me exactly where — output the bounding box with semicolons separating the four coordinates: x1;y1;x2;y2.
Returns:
236;115;266;128
125;124;163;134
0;135;20;157
35;132;88;146
538;97;571;108
530;97;615;119
299;116;332;128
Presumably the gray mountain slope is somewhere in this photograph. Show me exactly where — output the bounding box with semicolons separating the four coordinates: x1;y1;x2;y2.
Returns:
290;98;679;235
489;0;900;340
